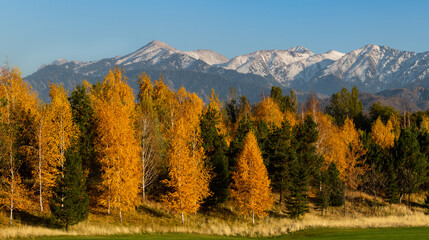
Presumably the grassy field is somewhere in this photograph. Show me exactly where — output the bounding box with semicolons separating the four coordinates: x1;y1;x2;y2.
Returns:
30;227;429;240
2;195;429;239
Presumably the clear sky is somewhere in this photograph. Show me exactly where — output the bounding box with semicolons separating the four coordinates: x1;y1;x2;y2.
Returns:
1;0;429;76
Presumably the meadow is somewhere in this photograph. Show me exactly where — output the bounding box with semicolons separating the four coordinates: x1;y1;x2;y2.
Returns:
18;227;429;240
2;198;429;239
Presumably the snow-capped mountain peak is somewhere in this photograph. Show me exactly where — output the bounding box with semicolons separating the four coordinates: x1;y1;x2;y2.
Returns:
287;46;313;54
115;40;228;67
183;49;228;65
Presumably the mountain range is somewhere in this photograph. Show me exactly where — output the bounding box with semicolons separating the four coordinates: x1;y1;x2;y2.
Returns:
24;40;429;111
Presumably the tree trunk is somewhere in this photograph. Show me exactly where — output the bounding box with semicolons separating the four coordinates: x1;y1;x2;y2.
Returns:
38;120;43;212
252;210;255;225
343;187;346;217
10;145;14;227
108;184;111;215
408;193;411;209
119;209;122;223
142;148;146;202
181;212;184;226
374;191;377;215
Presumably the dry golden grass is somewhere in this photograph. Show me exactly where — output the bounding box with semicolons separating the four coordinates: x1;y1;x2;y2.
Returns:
1;199;429;239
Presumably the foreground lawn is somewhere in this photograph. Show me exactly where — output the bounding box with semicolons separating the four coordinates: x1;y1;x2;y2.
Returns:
32;227;429;240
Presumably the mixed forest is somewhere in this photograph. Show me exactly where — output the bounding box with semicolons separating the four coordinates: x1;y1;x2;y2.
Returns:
0;66;428;230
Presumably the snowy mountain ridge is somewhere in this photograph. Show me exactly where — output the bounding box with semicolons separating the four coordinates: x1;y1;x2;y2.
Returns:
34;40;429;95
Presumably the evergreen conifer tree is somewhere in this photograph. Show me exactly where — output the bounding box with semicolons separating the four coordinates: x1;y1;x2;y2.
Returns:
50;147;89;230
393;128;428;207
200;106;230;206
286;158;309;218
287;115;321;218
327;162;344;207
68;84;98;198
265;119;296;204
228;116;252;171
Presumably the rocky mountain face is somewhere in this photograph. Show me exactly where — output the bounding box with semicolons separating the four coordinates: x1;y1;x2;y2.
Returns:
24;40;429;111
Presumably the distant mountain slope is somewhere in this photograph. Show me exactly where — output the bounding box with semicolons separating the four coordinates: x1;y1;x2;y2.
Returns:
24;40;429;111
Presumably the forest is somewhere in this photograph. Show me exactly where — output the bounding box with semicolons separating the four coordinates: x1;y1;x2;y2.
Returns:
0;66;428;230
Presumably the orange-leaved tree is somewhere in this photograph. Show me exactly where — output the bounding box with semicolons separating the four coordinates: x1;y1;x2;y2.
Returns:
0;67;37;226
371;117;395;149
230;131;273;224
136;73;161;202
48;84;77;174
92;67;141;222
162;87;211;225
252;97;283;128
31;103;57;212
341;117;367;215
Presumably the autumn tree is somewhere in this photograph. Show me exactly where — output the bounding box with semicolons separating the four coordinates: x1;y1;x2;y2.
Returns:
92;68;141;222
32;103;55;212
252;97;284;128
230;131;273;224
162;87;211;225
0;67;37;226
341;118;367;215
371;117;395;149
136;73;161;202
49;84;77;174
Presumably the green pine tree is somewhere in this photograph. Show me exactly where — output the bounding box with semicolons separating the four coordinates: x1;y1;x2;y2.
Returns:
327;162;344;207
50;146;89;230
393;128;428;207
200;106;230;206
325;86;363;126
293;115;322;184
68;84;99;198
286;116;321;218
286;158;309;218
265;119;296;205
228;116;253;171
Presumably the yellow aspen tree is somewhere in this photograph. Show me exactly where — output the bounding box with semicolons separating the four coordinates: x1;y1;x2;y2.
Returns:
48;84;77;175
341;117;367;215
29;84;77;213
0;67;37;226
136;73;160;202
230;131;273;224
371;117;395;149
252;97;283;128
314;112;347;172
32;103;57;212
163;87;211;225
206;89;230;138
92;68;140;222
153;75;177;136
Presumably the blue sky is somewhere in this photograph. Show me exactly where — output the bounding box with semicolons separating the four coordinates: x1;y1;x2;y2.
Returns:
1;0;429;76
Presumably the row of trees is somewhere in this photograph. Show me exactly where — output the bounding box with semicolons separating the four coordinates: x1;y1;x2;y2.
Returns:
0;67;428;229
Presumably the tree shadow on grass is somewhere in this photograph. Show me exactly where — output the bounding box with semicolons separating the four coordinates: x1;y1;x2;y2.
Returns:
15;210;54;228
136;204;173;219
